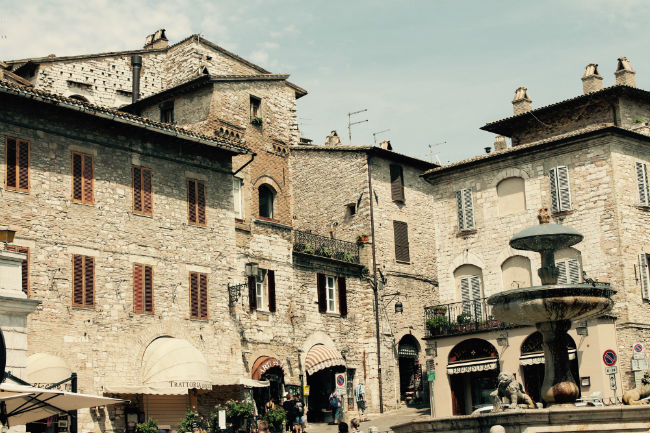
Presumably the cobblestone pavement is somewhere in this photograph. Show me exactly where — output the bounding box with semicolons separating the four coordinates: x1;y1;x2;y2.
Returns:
304;406;431;433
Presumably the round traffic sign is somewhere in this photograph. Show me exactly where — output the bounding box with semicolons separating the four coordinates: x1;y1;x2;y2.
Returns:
336;374;345;387
634;343;643;353
603;349;617;366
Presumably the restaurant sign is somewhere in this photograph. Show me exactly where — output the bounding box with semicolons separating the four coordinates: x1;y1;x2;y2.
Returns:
32;382;73;392
258;358;282;376
169;381;212;389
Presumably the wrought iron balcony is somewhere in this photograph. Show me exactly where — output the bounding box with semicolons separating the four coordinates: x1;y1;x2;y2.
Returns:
424;298;516;338
293;229;360;264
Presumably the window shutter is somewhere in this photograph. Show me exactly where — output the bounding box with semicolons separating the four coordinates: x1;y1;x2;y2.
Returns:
73;153;83;201
456;190;465;231
557;261;568;284
197;181;206;224
83;155;94;203
6;138;17;188
73;255;84;306
267;270;276;312
133;264;144;314
567;259;581;284
390;165;404;202
317;273;326;313
199;274;208;319
18;140;29;191
470;275;482;319
338;277;347;316
393;221;410;262
636;162;650;206
7;246;29;296
460;277;471;316
190;272;199;318
557;166;571;211
84;256;94;306
143;169;153;214
549;168;559;213
133;167;142;212
248;276;257;311
463;189;474;229
144;265;154;313
188;179;197;223
639;254;650;301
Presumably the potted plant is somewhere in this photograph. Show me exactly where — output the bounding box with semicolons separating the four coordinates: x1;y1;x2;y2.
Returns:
178;411;206;433
136;419;159;433
294;242;306;252
426;315;449;335
433;305;447;316
263;406;286;433
456;312;472;327
356;234;369;245
211;400;254;432
251;116;263;126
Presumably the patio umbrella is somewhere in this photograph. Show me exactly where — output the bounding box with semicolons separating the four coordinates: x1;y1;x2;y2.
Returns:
0;383;125;427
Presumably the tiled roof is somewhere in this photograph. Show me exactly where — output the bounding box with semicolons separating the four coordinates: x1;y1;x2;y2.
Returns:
290;144;437;170
0;79;250;155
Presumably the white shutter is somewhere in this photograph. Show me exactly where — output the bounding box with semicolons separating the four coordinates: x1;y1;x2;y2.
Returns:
549;168;559;213
456;190;465;231
557;260;568;284
636;162;650;206
460;277;471;315
557;166;571;211
233;177;243;219
640;254;650;301
470;275;482;319
567;259;581;284
463;188;475;230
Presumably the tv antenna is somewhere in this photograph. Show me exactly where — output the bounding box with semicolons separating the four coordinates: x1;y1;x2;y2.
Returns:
348;109;368;144
429;141;445;165
373;129;390;145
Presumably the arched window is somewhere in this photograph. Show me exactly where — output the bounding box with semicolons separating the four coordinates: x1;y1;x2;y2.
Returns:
501;255;532;290
258;184;276;219
68;94;89;103
497;177;526;216
454;265;484;320
555;247;582;284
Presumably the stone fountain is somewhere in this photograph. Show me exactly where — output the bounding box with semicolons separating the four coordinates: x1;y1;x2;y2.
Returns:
487;211;615;405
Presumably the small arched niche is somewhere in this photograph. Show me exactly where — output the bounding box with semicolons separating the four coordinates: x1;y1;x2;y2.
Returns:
501;255;532;290
497;177;526;216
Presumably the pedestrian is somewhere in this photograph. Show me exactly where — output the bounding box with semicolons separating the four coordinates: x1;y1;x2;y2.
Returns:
329;391;342;424
264;397;276;415
350;418;362;433
293;394;306;433
338;422;349;433
282;393;295;432
354;382;367;420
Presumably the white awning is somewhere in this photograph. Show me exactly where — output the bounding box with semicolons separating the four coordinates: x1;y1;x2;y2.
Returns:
520;349;576;366
27;353;72;390
305;345;345;375
447;359;498;375
238;378;270;388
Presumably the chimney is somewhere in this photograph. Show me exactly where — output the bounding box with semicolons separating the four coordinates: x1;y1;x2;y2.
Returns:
131;55;142;103
615;56;636;87
494;135;507;151
582;63;603;94
512;87;532;115
143;29;169;50
379;140;392;150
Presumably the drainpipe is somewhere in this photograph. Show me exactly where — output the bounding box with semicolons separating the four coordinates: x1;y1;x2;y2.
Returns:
131;55;142;103
366;153;383;413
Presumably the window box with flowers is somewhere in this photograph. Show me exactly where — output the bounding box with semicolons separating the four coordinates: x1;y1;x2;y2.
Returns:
250;116;263;127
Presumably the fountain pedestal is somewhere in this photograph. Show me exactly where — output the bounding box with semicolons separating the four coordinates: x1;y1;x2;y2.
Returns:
537;320;579;404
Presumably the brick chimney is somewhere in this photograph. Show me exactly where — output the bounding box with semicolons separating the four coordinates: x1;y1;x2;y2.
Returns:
582;63;603;94
379;140;392;150
144;29;169;50
512;87;532;115
494;135;507;151
615;56;636;87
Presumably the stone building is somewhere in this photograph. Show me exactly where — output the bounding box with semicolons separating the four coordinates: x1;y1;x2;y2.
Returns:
421;60;650;416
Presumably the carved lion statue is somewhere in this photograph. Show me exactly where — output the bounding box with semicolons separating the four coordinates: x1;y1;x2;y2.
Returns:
623;372;650;405
490;372;536;412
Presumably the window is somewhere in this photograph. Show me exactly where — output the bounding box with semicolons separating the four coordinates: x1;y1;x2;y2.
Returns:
187;179;206;225
133;166;153;215
160;101;174;124
497;177;526;216
456;188;474;231
501;255;532;290
133;264;154;314
346;203;356;217
233;177;244;220
639;253;650;301
248;269;276;312
549;166;571;213
454;265;483;320
250;95;261;119
5;136;29;192
636;162;650;206
555;248;581;284
393;221;410;263
390;164;405;202
258;184;275;219
189;272;208;320
6;245;29;296
317;273;347;316
72;152;94;204
72;255;94;308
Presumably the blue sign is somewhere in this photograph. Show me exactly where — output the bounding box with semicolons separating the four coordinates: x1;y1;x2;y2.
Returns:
603;349;617;366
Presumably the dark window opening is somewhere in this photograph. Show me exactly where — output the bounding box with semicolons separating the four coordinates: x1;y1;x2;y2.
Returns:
259;184;275;219
250;95;261;119
160;101;174;124
347;203;356;216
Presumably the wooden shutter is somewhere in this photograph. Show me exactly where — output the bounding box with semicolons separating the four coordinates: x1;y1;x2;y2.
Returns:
267;270;276;312
639;254;650;301
7;245;29;296
248;276;257;311
133;264;144;313
197;181;206;224
144;265;154;313
84;256;94;306
470;275;482;319
83;155;94;203
199;273;208;319
187;179;206;225
5;138;17;189
5;137;29;192
557;166;571;211
567;259;581;284
393;221;410;262
338;277;347;317
187;179;196;223
456;189;474;231
72;153;83;201
72;152;93;204
190;272;199;318
460;277;471;315
636;162;650;206
317;273;326;313
73;255;84;306
390;164;404;202
133;167;142;212
142;168;153;214
557;260;568;284
18;139;29;191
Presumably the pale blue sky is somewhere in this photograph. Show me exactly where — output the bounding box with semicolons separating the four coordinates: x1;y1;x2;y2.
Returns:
2;1;648;163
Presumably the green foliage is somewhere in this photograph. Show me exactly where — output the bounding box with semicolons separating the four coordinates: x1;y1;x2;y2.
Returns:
433;306;447;315
456;313;472;325
209;400;255;431
303;244;315;254
294;242;305;252
264;407;287;432
315;245;333;257
426;315;449;331
136;418;159;433
251;116;263;126
634;117;647;123
178;411;206;433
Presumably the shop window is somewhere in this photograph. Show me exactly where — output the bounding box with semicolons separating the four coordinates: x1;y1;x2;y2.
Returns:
72;152;94;204
501;255;532;290
317;273;347;316
189;272;208;320
72;255;94;308
258;184;276;219
6;245;29;296
5;136;30;192
187;179;206;225
497;177;526;216
133;166;153;216
133;264;154;314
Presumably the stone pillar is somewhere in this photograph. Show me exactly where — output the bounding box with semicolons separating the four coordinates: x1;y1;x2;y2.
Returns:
537;320;579;405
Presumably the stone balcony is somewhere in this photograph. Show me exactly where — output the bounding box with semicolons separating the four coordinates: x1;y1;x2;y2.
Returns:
424;298;518;338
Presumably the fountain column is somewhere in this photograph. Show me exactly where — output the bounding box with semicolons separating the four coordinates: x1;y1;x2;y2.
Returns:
537;320;579;404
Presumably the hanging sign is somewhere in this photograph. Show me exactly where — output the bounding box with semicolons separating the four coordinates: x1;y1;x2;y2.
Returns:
303;385;310;396
602;349;617;366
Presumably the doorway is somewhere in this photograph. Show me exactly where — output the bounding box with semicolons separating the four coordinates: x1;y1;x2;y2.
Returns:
397;335;421;403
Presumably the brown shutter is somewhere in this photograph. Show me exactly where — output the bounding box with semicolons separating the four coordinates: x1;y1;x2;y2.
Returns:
72;153;83;200
133;264;144;314
144;265;154;313
188;179;197;223
84;256;94;306
199;273;208;319
390;164;404;202
142;168;153;215
73;255;84;306
393;221;410;262
6;138;17;188
268;270;276;312
7;246;29;296
197;181;206;225
190;272;199;318
18;140;29;191
338;277;347;316
133;167;142;212
248;276;257;311
317;273;326;313
83;155;94;203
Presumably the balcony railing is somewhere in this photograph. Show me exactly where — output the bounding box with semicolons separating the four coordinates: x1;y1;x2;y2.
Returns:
293;230;360;264
424;298;516;338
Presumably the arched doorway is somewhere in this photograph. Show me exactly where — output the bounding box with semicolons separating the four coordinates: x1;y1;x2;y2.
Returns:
520;332;580;403
251;357;285;414
304;345;346;423
397;335;422;404
447;338;499;415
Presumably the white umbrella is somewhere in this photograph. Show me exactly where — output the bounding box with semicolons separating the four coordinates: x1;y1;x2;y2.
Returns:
0;383;125;427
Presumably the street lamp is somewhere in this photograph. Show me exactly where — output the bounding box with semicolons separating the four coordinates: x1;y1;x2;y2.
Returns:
0;227;16;248
228;262;259;304
381;292;407;314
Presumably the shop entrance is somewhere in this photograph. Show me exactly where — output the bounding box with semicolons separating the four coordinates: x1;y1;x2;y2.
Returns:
253;366;285;414
397;335;422;404
306;366;345;423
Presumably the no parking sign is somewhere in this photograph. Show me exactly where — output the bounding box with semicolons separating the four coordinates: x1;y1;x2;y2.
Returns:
335;373;346;394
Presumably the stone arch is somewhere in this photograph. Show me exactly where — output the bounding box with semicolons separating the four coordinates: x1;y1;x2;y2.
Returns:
448;338;498;363
496;177;527;216
488;167;531;188
448;251;485;280
252;174;282;193
134;321;207;363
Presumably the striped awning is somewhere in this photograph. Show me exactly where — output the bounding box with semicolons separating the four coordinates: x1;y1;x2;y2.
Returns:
305;345;345;375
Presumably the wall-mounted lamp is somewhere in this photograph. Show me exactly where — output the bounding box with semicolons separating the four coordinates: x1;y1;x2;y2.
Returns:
381;291;407;314
0;227;16;248
228;262;259;304
496;332;509;348
576;321;588;336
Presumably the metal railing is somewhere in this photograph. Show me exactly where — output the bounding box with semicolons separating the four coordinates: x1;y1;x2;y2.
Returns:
424;298;515;337
293;230;360;264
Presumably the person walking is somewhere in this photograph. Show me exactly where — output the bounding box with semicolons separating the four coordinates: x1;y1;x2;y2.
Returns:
292;394;306;433
329;391;342;425
354;382;367;420
282;393;296;432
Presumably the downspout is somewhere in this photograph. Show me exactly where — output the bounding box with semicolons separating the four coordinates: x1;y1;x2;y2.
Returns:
131;55;142;103
366;153;383;413
233;153;256;176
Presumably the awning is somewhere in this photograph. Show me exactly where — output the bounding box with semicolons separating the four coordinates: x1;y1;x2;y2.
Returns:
447;358;498;375
520;349;576;366
27;353;72;390
0;383;124;427
398;344;418;358
104;337;211;395
251;356;285;380
238;378;270;388
305;345;345;375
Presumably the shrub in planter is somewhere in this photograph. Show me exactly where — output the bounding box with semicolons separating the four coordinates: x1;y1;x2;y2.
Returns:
136;419;159;433
251;116;263;126
263;407;286;432
426;315;449;333
178;411;206;433
456;313;472;325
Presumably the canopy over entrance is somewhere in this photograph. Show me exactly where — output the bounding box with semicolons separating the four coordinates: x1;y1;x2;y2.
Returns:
305;345;345;375
251;357;285;380
27;353;72;390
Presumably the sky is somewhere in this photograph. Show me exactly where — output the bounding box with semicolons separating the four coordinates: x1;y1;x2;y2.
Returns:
1;0;648;164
